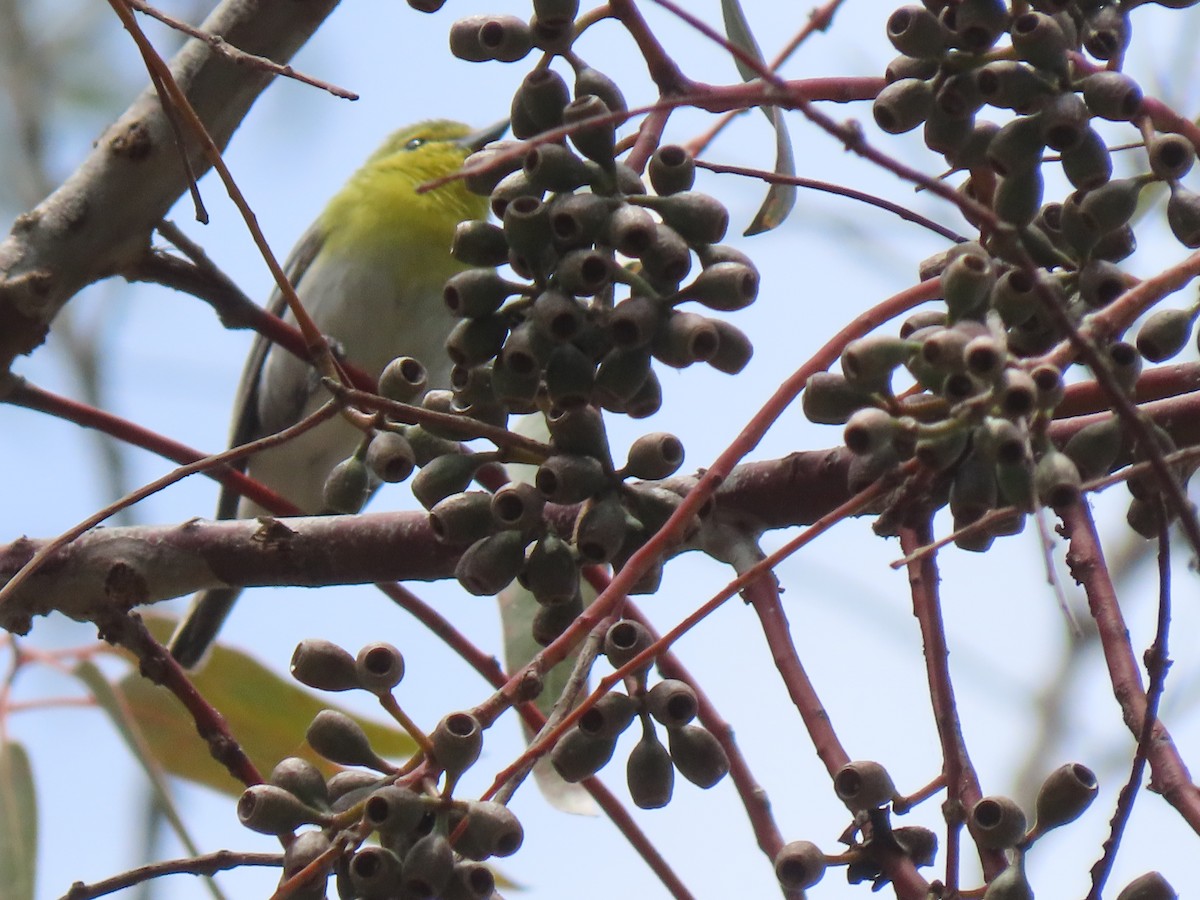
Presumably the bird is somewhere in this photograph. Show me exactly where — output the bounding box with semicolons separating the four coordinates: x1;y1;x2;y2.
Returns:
168;119;507;667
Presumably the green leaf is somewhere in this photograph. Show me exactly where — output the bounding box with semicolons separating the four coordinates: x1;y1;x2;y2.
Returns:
0;740;36;900
720;0;798;235
109;616;418;796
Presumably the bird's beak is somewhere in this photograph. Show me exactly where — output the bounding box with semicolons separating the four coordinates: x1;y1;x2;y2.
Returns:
460;119;510;152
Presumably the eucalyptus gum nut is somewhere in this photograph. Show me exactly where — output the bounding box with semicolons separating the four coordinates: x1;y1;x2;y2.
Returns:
378;357;429;406
282;829;333;880
774;840;827;891
647;144;696;196
645;679;699;728
1148;133;1196;182
1167;183;1200;248
666;723;730;788
456;801;525;860
607;203;657;256
451;220;508;269
549;192;610;249
291;639;360;693
964;334;1007;378
449;15;532;63
640;223;693;286
514;67;570;133
536;453;608;504
841;334;916;391
455;530;528;596
502;195;555;268
400;832;455;897
677;261;760;312
997;457;1035;510
573;495;627;564
574;66;627;116
428;712;483;782
915;426;969;471
899;309;947;338
935;73;984;121
834;760;897;811
500;320;553;377
1010;11;1069;73
983;853;1034;900
844;407;898;456
947;0;1009;51
1038;91;1091;152
546;403;609;460
348;846;403;900
921;322;982;369
886;5;948;57
990;270;1039;327
605;618;654;669
563;94;616;165
580;691;639;740
429;491;493;545
322;456;370;514
463;143;524;197
443;861;496;900
625;368;664;418
987;114;1045;177
1137;307;1195;362
704;319;753;376
411;453;481;509
1082;3;1130;61
532;589;583;644
872;77;933;134
446;314;508;367
364;784;427;836
520;534;579;605
238;784;328;835
1035;448;1083;508
595;346;652;405
970;795;1028;849
948;119;1001;170
527;289;583;343
444;267;513;321
950;447;998;523
551;724;618;781
1093;222;1137;263
621;432;684;482
489;483;544;534
308;710;392;772
543;345;594;409
980;416;1026;463
925;106;975;159
847;443;901;493
1116;872;1178;900
627;723;675;809
994;166;1044;227
1081;70;1143;121
1081;176;1146;236
997;367;1038;417
555;248;612;296
974;61;1052;112
522;144;592;195
488;169;543;221
1031;762;1099;837
1061;125;1113;191
884;53;939;83
327;769;384;805
1105;340;1143;394
653;310;719;368
1062;418;1122;481
270;757;329;811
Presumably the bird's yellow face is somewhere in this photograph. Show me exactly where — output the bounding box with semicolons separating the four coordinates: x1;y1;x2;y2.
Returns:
319;120;492;271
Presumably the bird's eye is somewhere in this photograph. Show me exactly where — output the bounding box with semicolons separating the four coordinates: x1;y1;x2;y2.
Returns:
405;137;427;151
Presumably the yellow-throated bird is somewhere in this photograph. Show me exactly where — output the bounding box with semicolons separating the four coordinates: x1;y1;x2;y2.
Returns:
169;120;506;667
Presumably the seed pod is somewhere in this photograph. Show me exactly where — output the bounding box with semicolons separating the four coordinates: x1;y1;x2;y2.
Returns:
1082;3;1130;61
950;0;1009;51
429;491;494;546
574;66;627;116
1116;872;1178;900
322;456;370;514
1038;91;1091;153
997;367;1037;418
281;829;333;894
308;709;393;772
604;618;654;670
594;347;651;409
652;311;719;368
774;840;827;891
924;106;975;158
364;784;428;835
947;119;1000;170
645;679;699;728
1035;447;1082;508
963;334;1006;378
1061;125;1113;191
607;203;657;257
1080;176;1145;235
1167;183;1200;248
886;5;947;57
574;494;628;564
708;319;754;375
532;590;584;645
443;269;516;319
269;757;329;811
990;268;1038;326
885;53;939;83
915;425;969;471
834;761;897;813
514;67;570;134
348;846;403;900
639;223;693;286
443;861;496;900
486;483;543;536
401;832;454;898
1081;71;1143;121
362;431;415;485
520;533;579;604
666;723;729;788
983;852;1034;900
411;453;482;509
841;334;916;392
455;530;528;596
872;77;933;134
994;166;1044;227
555;248;611;296
549;192;610;250
802;371;872;425
542;344;594;410
378;357;429;406
627;721;674;809
1010;11;1069;73
1031;762;1098;837
327;769;383;807
1148;133;1196;182
579;692;639;742
529;12;574;53
353;642;405;696
934;73;983;121
1138;307;1195;362
238;783;328;835
449;15;533;63
551;724;619;781
1077;259;1125;309
431;711;483;780
971;795;1028;849
844;407;899;456
987;114;1045;176
563;94;616;165
677;261;759;312
624;432;685;481
1062;417;1122;481
523;142;592;193
647;144;696;195
950;445;998;528
1031;362;1064;410
974;61;1052;112
290;639;359;693
535;453;608;504
456;800;525;860
1106;340;1143;394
